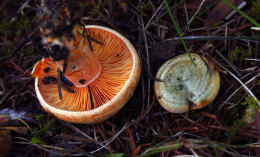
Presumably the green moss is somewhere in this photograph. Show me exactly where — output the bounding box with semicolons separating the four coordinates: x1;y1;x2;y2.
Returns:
60;127;72;134
0;21;15;39
140;1;152;13
229;47;252;63
227;119;247;142
241;96;258;124
211;23;219;28
31;114;58;137
16;14;31;36
0;11;31;40
30;137;45;144
0;41;14;59
250;0;260;22
95;1;108;12
78;1;93;15
227;93;244;120
227;96;258;142
22;47;34;55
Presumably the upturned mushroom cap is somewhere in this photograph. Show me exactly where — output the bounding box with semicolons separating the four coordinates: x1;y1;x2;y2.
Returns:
32;25;141;124
154;53;220;113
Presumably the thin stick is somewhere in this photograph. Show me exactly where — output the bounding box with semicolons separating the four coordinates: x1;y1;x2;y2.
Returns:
141;17;151;107
64;122;108;151
224;73;260;109
87;86;94;109
144;1;164;30
58;69;62;100
166;35;260;41
213;58;260;110
184;2;189;29
225;24;228;52
62;59;68;74
81;25;93;51
215;50;241;76
187;0;206;25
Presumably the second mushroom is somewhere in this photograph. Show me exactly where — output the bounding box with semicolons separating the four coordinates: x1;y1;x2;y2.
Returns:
154;53;220;113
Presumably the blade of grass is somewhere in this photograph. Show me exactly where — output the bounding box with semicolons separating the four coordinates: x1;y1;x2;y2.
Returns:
163;0;196;67
137;142;183;157
166;35;260;41
157;0;185;20
222;0;260;27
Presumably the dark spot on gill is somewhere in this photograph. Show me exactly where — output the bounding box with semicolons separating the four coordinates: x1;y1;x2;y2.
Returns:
79;79;86;84
158;95;162;99
44;67;50;73
42;76;56;84
116;54;119;57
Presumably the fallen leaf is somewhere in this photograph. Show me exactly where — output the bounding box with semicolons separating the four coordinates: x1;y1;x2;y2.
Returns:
150;41;178;63
205;0;243;26
0;129;12;156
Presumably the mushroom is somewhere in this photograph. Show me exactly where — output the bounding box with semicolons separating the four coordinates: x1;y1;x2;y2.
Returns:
154;53;220;113
32;25;141;124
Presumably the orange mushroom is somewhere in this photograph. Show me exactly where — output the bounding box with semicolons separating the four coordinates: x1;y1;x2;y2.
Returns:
32;25;141;124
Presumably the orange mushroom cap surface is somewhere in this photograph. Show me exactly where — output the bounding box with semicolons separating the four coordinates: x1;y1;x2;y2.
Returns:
32;25;141;124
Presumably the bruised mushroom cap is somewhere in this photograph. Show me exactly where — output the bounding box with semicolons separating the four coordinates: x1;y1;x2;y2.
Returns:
154;53;220;113
32;25;141;124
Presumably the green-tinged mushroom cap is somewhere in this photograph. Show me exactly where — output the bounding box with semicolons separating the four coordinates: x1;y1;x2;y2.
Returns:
154;53;220;113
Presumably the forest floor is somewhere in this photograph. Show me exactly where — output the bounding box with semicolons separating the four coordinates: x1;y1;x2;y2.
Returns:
0;0;259;156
